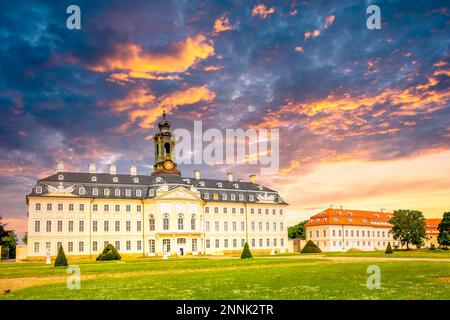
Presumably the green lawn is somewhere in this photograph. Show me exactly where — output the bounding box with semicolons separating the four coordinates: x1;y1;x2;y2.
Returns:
1;254;449;300
322;249;450;259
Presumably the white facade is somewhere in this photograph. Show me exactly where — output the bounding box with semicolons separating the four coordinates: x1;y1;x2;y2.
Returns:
27;186;288;258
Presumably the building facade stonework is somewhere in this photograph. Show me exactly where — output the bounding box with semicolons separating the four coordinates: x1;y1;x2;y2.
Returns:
26;113;288;259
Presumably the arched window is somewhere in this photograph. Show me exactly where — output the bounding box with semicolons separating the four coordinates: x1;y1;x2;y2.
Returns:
162;214;169;231
191;214;196;230
164;142;171;155
177;213;184;230
149;214;155;231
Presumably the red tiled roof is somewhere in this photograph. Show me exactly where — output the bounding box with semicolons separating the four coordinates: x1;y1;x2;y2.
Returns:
425;218;441;234
305;208;392;228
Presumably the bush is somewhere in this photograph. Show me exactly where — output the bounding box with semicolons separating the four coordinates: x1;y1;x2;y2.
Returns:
54;246;68;267
442;246;449;251
301;240;322;253
240;242;253;259
429;244;436;251
385;242;393;254
96;244;121;261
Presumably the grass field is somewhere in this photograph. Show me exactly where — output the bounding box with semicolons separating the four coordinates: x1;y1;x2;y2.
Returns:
0;250;449;300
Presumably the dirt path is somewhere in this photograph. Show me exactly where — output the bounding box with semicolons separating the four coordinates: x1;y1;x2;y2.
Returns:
258;255;450;263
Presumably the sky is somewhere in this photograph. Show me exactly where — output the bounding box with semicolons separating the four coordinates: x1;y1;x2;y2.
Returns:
0;0;449;238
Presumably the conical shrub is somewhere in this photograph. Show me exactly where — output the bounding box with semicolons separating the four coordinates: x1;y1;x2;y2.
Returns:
96;243;121;261
54;246;68;267
240;242;253;259
300;240;322;253
385;242;393;254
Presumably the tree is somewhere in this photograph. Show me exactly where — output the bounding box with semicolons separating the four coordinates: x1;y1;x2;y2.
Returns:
385;242;393;254
0;217;18;259
240;242;253;259
288;221;307;239
300;240;321;253
54;246;68;267
437;212;450;248
96;244;121;261
22;232;28;245
390;210;426;250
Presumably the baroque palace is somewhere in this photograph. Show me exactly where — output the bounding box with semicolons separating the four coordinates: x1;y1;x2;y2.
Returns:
25;113;288;258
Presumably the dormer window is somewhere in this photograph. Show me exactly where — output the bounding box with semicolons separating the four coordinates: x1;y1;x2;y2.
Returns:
199;181;205;187
233;184;239;189
136;190;142;197
92;188;98;196
155;177;163;183
278;197;282;203
222;194;227;200
257;185;263;190
216;182;223;188
104;189;110;196
79;187;85;195
248;195;254;201
133;177;139;183
58;174;64;181
183;178;190;184
115;189;120;196
91;176;97;182
36;186;42;194
204;193;210;199
149;189;155;197
230;194;236;201
112;177;118;183
238;194;244;201
126;189;131;197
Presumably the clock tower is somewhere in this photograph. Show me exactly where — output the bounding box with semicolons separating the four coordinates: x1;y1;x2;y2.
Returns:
152;111;181;175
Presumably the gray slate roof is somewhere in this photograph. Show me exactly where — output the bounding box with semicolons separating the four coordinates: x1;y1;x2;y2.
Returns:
28;172;288;205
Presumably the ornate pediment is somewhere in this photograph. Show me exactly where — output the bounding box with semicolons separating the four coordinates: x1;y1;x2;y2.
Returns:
45;182;76;196
156;186;202;201
256;192;276;203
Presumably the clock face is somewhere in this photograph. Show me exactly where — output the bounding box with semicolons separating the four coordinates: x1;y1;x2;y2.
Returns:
163;160;174;171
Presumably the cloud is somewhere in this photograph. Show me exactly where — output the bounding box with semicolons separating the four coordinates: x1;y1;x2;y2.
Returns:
294;46;304;53
213;13;235;33
324;15;335;29
252;4;276;19
87;35;215;80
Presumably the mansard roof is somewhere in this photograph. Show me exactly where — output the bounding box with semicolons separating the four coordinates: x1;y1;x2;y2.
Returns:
28;172;288;205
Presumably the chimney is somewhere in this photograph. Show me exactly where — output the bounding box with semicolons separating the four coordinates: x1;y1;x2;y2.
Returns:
329;204;334;209
88;163;96;174
340;205;343;210
109;164;117;175
380;208;385;213
56;162;64;173
194;169;200;180
227;172;233;182
249;174;256;184
129;165;137;176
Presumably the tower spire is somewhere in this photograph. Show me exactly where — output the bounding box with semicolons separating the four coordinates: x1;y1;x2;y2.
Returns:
152;111;180;176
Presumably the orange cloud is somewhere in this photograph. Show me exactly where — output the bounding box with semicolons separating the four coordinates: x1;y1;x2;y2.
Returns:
88;35;214;80
294;46;304;53
304;31;311;40
213;13;235;33
252;4;276;19
313;29;321;37
203;65;224;72
324;15;335;29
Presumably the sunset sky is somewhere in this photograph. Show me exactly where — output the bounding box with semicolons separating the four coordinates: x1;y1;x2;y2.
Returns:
0;0;449;238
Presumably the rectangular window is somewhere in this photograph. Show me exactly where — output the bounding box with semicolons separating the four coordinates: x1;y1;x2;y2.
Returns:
93;221;98;232
205;221;210;231
137;240;142;251
69;204;74;211
266;239;270;247
259;239;263;247
273;222;277;232
137;205;142;212
126;241;131;251
332;230;336;237
205;207;210;213
233;239;237;248
224;239;229;248
272;209;276;215
223;207;227;214
259;222;263;231
68;242;73;252
115;221;120;232
252;239;255;247
104;189;110;196
68;221;73;232
93;188;98;196
58;203;63;211
224;221;228;232
232;208;236;214
93;241;98;251
266;222;270;231
215;239;220;248
126;221;131;232
241;222;245;231
251;222;255;231
104;241;109;249
115;241;120;251
280;222;284;231
238;195;244;201
265;209;269;215
280;209;283;215
115;205;120;212
215;221;219;231
115;189;120;196
231;194;236;201
192;239;198;252
137;221;142;232
206;239;210;248
149;218;155;231
79;220;84;232
232;221;237;231
57;220;63;232
126;189;131;197
214;207;219;213
258;208;262;214
104;221;109;232
250;208;254;214
79;204;84;212
93;204;98;211
222;194;227;201
274;238;277;247
204;193;210;200
46;220;51;232
162;239;169;252
35;203;41;211
248;195;254;201
104;204;109;212
57;242;62;250
34;242;40;253
47;203;52;211
79;242;84;252
241;239;245;247
240;208;244;214
126;205;131;212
